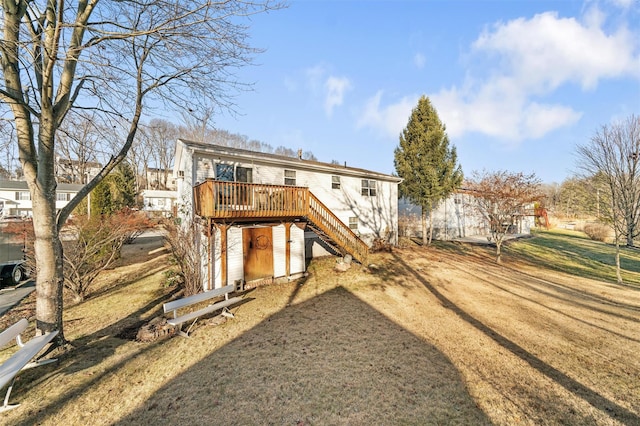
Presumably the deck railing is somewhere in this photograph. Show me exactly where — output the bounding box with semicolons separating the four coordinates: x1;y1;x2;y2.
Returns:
193;180;308;219
193;180;368;262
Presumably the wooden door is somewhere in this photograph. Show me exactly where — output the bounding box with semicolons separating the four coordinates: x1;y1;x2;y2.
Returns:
243;227;274;282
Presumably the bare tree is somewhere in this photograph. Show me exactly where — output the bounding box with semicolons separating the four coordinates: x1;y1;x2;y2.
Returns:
0;0;281;342
56;113;105;184
146;119;178;189
163;219;204;296
63;211;151;302
0;119;18;179
576;115;640;284
466;170;541;264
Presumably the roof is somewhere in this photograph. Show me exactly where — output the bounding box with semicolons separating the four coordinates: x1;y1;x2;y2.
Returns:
0;180;84;192
175;139;402;183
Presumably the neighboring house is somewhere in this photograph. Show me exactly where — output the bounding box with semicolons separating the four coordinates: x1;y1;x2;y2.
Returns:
55;157;103;184
399;191;535;240
141;189;177;217
0;180;84;218
146;168;177;191
174;140;401;290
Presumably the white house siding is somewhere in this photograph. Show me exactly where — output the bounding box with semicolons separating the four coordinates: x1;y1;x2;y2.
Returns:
0;180;83;217
194;154;216;183
430;194;486;239
290;224;305;274
400;193;536;241
212;229;222;290
175;145;195;221
141;190;177;217
227;226;244;287
272;225;286;278
182;150;399;246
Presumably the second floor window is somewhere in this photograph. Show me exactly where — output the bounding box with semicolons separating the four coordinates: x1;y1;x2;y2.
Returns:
349;217;358;230
361;179;377;196
215;163;234;181
15;191;30;201
332;176;341;189
284;170;296;186
236;166;253;183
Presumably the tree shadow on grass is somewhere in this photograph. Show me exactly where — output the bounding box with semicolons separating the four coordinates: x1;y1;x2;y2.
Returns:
114;286;491;425
392;253;640;425
6;267;179;425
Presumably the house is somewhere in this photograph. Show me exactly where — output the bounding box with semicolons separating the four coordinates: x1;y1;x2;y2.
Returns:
145;167;177;191
174;140;401;290
141;189;177;217
55;157;103;184
0;180;84;218
399;191;536;240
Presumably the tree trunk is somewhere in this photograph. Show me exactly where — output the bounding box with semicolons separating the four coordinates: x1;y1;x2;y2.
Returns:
428;205;434;246
421;207;428;246
615;236;623;285
496;240;502;264
30;183;66;341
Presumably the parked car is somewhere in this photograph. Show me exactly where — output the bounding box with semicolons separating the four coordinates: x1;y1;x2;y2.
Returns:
0;261;28;287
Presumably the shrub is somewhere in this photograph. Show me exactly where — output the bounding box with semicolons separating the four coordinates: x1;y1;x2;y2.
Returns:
63;209;152;301
583;223;611;242
162;219;204;296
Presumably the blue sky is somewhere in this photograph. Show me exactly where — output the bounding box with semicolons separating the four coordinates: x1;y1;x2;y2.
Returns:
211;0;640;184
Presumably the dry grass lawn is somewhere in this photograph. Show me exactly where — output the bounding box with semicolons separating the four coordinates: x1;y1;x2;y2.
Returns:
1;232;639;425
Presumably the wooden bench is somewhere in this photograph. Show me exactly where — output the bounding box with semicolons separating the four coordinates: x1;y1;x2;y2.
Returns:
0;319;58;412
163;285;243;337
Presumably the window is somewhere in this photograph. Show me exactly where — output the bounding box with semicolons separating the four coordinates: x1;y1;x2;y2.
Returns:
56;192;71;201
157;199;165;206
284;170;296;186
215;163;234;181
15;191;30;201
332;176;341;189
361;179;377;196
349;217;358;231
236;166;253;183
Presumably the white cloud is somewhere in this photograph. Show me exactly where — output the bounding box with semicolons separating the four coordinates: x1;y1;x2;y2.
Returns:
430;82;582;143
324;76;352;117
473;11;639;92
608;0;636;9
305;65;326;93
302;64;352;117
356;91;418;139
358;8;637;144
414;53;426;69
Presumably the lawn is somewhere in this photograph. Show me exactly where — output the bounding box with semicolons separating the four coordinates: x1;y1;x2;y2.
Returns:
1;230;639;425
505;229;640;286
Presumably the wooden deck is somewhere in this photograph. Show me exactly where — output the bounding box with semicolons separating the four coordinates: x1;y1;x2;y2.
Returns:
193;180;368;262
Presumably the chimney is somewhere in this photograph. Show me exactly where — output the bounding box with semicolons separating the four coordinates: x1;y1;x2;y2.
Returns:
297;149;303;160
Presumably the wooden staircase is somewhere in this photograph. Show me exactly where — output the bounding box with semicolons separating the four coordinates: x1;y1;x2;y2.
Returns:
306;193;369;263
193;180;369;263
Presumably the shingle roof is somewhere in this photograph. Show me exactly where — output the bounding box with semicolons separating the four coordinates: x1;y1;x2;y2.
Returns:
177;139;402;182
0;180;84;191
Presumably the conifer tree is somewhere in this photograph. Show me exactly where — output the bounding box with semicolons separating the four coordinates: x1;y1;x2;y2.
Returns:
394;96;463;245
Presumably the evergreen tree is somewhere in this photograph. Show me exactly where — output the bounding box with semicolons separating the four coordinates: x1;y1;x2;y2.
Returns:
112;161;138;209
394;96;463;245
90;161;138;216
